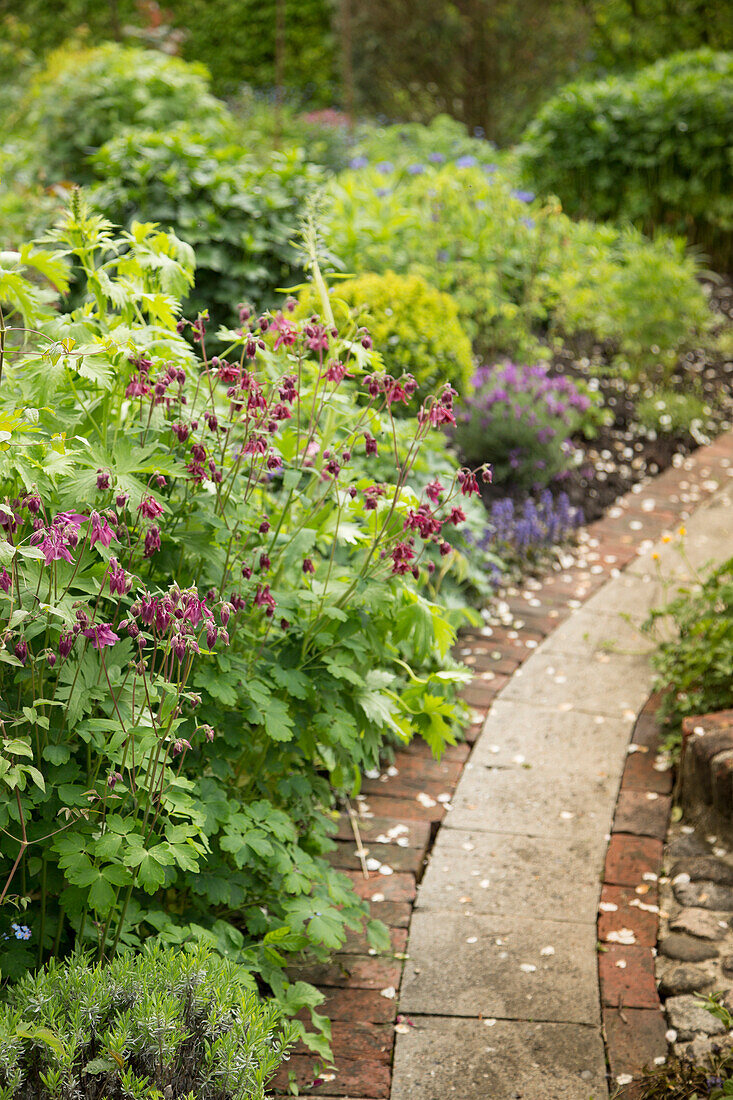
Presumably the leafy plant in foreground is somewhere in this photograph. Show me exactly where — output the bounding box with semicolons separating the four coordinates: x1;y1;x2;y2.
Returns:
0;200;479;1058
0;944;291;1099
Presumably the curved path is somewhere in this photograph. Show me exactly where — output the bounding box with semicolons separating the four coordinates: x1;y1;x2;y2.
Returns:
275;432;733;1099
392;440;733;1100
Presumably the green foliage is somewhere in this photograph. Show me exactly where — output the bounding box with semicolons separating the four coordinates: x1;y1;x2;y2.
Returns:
347;115;501;169
0;944;291;1099
298;271;474;404
0;203;469;1042
636;388;711;437
520;50;733;270
19;43;228;184
632;994;733;1097
645;557;733;748
90;123;323;324
326;162;712;380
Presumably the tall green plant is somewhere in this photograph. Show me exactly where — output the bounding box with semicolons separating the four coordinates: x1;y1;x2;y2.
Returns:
0;201;477;1055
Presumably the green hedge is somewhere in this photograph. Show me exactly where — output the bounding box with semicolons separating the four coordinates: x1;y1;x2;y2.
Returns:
519;49;733;270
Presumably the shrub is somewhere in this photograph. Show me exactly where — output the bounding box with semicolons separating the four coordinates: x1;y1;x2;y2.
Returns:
346;114;501;172
19;43;228;184
0;944;291;1099
645;556;733;748
298;271;474;404
0;200;473;1036
519;50;733;271
452;362;595;490
89;123;323;324
636;389;711;437
325;162;712;376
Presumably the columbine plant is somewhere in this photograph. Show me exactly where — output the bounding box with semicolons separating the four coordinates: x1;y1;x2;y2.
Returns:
0;198;484;1053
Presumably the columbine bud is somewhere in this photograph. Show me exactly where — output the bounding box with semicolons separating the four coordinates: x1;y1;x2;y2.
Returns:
116;492;130;509
220;604;231;627
302;558;315;574
203;724;215;742
47;652;57;668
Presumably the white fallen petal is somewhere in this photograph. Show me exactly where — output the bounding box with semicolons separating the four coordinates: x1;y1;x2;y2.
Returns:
379;865;394;876
380;986;396;999
665;1029;677;1043
540;946;555;957
519;963;536;973
417;792;437;808
599;902;618;912
466;936;478;944
365;858;382;872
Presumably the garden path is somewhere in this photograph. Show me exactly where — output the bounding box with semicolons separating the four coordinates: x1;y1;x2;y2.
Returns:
274;431;733;1099
391;450;733;1100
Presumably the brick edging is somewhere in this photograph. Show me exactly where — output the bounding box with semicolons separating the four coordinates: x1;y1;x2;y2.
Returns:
598;696;673;1098
274;434;733;1098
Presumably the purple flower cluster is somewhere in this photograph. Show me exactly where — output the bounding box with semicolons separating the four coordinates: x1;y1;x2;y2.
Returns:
465;362;591;430
473;491;583;565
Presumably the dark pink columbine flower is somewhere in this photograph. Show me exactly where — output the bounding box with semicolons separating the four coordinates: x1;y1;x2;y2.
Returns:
254;583;276;615
458;469;480;497
220;603;231;627
364;433;378;456
144;526;161;557
206;624;218;648
138;496;164;520
182;593;210;627
108;772;123;788
116;492;130;510
272;313;298;350
83;623;119;649
47;652;56;667
404;505;442;539
203;724;215;742
96;469;110;491
172;422;190;443
108;558;129;596
481;464;493;484
171;738;191;756
24;494;41;514
302;558;315;575
439;541;452;556
426;478;444;504
14;637;28;664
126;375;150;398
171;635;186;662
279;375;298;402
89;511;118;549
0;568;11;593
59;631;75;659
304;322;329;353
390;542;415;575
444;506;466;526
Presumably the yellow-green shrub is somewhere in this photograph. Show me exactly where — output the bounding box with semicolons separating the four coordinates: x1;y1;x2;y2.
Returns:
299;271;473;402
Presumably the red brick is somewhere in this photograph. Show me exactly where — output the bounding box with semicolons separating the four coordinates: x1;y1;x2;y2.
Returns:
352;794;446;823
631;712;663;750
327;840;425;875
344;870;416;904
342;924;408;956
272;1055;390;1097
621;750;673;795
598;884;660;948
605;834;663;887
368;900;412;927
604;1006;668;1079
334;814;431;848
400;739;471;764
460;679;509;709
598;945;659;1009
306;987;397;1024
360;771;461;801
289;953;402;991
293;1022;394;1064
612;790;671;840
390;751;464;782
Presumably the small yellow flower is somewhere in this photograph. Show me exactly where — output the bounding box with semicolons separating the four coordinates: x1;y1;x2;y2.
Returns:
652;552;660;561
662;534;671;543
678;526;686;537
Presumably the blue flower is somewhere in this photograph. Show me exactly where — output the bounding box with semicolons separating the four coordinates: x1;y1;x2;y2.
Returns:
376;161;395;174
349;155;368;169
428;152;446;163
455;155;478;168
407;163;425;175
375;187;391;198
521;216;535;230
11;923;31;941
483;163;498;174
511;189;536;204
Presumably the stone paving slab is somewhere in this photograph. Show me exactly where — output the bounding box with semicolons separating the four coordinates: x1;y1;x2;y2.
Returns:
415;828;603;922
399;911;601;1024
540;606;656;658
468;699;633;772
500;651;653;717
390;1017;607;1100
